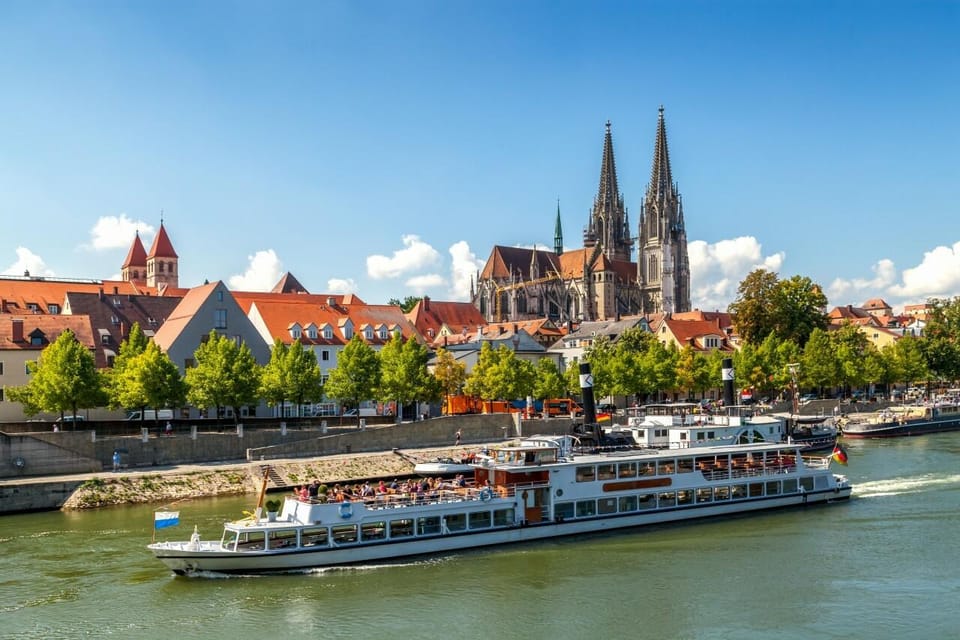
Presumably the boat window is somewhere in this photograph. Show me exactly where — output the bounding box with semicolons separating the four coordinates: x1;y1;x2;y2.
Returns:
638;461;655;476
361;522;386;542
331;525;358;544
619;495;638;512
389;519;414;538
782;479;798;494
417;516;441;536
677;490;693;505
731;485;747;499
658;492;676;507
598;497;617;514
655;429;668;438
707;431;715;439
618;462;637;478
267;529;298;549
815;475;829;490
749;483;764;498
238;531;265;551
493;508;515;526
597;464;616;480
222;530;239;550
576;500;596;518
696;431;706;441
714;486;730;501
696;488;713;503
446;513;467;532
677;458;694;473
555;503;575;520
637;493;656;510
765;481;780;496
800;477;814;492
301;527;328;547
657;459;675;475
576;466;596;482
635;429;646;439
469;511;492;529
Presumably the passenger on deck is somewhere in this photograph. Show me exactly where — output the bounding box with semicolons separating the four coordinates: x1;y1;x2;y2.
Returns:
308;480;320;499
378;479;387;494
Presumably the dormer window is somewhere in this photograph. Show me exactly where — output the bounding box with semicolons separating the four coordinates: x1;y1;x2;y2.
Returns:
27;303;39;313
378;326;388;340
323;326;333;339
112;298;122;308
291;327;302;339
307;326;317;339
704;336;720;349
364;327;374;340
111;315;120;325
343;327;353;340
48;304;60;314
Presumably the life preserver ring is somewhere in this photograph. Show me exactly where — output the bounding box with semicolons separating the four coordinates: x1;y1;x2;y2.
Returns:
479;488;493;502
339;501;353;519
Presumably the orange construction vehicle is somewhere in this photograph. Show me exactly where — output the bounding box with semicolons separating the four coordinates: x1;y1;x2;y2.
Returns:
541;398;584;418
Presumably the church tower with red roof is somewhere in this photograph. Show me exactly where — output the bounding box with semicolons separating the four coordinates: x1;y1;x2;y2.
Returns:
121;230;148;285
146;222;179;288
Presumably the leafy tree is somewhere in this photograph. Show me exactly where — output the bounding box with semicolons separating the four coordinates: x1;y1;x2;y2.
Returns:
433;348;467;397
259;339;291;415
11;329;104;423
286;341;324;416
324;335;381;423
379;333;439;419
801;328;837;393
833;323;871;393
728;269;779;344
114;341;185;420
107;322;150;409
186;331;261;425
771;275;828;347
464;342;497;400
922;297;960;382
533;357;567;400
892;334;929;387
388;296;423;313
491;347;536;402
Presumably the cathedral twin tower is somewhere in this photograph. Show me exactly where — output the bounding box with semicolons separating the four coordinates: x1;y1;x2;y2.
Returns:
475;107;691;323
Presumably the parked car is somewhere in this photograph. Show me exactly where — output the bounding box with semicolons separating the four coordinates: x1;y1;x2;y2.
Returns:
799;394;818;404
54;415;86;423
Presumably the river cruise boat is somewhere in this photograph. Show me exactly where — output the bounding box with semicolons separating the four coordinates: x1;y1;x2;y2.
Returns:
149;436;851;575
840;402;960;438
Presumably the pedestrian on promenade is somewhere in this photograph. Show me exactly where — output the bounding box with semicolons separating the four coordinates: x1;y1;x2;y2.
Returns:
112;450;121;472
455;429;462;446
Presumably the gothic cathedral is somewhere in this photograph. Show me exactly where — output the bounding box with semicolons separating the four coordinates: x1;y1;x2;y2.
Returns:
473;107;691;323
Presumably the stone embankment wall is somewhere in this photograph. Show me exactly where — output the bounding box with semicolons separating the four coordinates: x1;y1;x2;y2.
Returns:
0;415;575;513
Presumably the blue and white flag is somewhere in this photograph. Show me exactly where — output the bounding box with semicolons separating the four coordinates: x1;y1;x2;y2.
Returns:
154;511;180;529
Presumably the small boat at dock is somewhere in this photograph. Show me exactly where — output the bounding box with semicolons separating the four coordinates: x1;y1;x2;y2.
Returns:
839;402;960;438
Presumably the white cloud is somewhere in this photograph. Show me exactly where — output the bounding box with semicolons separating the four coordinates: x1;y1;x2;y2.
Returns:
688;236;785;311
327;278;356;294
2;247;56;276
228;249;283;291
448;240;485;300
827;258;897;303
889;242;960;299
406;273;446;293
366;235;440;279
87;214;155;251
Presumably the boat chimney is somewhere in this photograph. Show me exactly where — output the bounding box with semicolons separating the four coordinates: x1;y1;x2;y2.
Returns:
579;362;597;425
722;357;735;407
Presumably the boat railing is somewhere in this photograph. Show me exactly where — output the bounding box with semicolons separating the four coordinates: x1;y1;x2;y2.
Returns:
701;462;798;481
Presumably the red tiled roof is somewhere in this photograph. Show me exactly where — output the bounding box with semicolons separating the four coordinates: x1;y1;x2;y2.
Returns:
406;297;486;341
0;314;96;351
232;291;351;315
146;223;178;259
122;233;148;268
153;281;220;349
271;272;309;294
0;277;151;315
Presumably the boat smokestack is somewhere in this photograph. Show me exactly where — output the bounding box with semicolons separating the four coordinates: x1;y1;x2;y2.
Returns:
579;362;597;424
722;358;735;407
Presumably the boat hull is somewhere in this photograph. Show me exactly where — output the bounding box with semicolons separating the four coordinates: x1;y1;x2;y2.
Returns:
150;487;850;575
841;416;960;438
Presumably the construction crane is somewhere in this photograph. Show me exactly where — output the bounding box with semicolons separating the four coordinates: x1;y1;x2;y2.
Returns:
494;270;562;322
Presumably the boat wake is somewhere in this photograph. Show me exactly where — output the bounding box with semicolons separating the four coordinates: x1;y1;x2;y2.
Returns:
853;473;960;498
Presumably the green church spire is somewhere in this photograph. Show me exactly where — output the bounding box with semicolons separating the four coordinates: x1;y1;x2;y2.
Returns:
554;199;564;256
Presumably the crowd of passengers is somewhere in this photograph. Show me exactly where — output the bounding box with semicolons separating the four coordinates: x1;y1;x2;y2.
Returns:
292;475;472;504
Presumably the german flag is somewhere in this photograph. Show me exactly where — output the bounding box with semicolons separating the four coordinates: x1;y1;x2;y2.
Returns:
832;444;849;466
597;412;612;423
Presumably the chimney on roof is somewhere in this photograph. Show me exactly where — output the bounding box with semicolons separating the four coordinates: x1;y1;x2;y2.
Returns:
98;288;104;300
423;296;430;311
113;286;119;295
12;318;24;342
512;323;518;334
327;296;336;307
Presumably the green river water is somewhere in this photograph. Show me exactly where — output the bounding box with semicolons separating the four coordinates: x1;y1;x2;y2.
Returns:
2;434;958;640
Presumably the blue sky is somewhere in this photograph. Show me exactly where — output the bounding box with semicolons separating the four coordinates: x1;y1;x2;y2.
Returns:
2;1;958;312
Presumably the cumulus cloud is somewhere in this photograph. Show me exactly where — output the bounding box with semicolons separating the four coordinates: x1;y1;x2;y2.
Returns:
228;249;283;291
366;235;440;280
827;258;897;303
688;236;785;311
889;242;960;299
2;247;56;276
327;278;357;294
448;240;485;300
406;273;446;293
87;214;155;251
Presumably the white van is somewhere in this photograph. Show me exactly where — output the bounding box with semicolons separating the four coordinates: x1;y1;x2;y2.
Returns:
126;409;174;421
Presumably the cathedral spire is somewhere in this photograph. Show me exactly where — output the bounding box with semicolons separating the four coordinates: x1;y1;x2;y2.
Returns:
650;105;673;199
584;121;631;262
554;199;563;256
597;120;620;210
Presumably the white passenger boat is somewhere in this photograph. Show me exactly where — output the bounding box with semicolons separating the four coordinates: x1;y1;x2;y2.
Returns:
149;435;851;575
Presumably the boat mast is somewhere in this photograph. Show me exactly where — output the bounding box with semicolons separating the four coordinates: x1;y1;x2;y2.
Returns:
254;467;270;520
787;363;800;438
